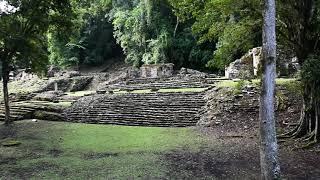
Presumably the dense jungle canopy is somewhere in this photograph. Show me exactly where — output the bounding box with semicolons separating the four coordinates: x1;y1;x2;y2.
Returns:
1;0;319;73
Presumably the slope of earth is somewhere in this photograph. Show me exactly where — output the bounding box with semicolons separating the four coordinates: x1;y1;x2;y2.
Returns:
0;120;319;179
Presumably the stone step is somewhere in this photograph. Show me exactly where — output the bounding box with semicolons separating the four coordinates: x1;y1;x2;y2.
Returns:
67;116;198;122
94;105;204;110
86;109;200;114
70;117;198;123
97;121;193;127
65;91;205;127
82;120;196;127
0;109;33;114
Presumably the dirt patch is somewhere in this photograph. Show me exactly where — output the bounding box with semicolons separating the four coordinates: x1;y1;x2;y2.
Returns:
49;149;63;158
0;156;18;166
176;128;320;179
162;141;260;179
0;125;18;139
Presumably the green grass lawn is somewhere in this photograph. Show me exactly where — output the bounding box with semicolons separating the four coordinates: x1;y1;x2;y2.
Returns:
66;91;95;97
216;78;298;88
0;121;212;179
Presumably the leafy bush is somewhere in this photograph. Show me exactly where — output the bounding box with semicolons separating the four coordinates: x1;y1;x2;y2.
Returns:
301;55;320;99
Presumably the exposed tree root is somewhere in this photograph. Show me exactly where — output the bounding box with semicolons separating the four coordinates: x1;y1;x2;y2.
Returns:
279;91;320;149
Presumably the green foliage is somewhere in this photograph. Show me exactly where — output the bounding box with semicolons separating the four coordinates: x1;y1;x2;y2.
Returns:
169;0;262;71
109;0;173;67
171;26;214;72
301;55;320;100
277;0;320;62
0;0;73;74
48;0;119;68
235;80;246;91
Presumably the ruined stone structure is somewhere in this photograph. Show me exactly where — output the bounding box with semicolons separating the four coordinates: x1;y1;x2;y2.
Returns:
279;57;301;77
225;47;262;79
13;69;39;81
65;92;206;127
140;63;174;78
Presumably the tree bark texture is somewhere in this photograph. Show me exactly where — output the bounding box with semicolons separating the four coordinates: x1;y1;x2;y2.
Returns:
1;59;11;125
259;0;281;179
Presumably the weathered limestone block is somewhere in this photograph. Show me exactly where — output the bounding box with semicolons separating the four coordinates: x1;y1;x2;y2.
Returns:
225;59;253;79
69;76;93;92
47;66;60;77
33;111;64;121
179;68;208;77
33;91;64;102
140;63;174;78
252;47;262;76
65;71;81;78
225;47;262;79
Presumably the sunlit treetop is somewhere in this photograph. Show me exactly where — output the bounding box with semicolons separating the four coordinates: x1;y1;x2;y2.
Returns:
0;0;18;15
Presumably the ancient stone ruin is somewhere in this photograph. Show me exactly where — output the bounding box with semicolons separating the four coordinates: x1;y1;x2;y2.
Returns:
225;47;302;79
140;63;174;78
225;47;261;79
65;92;206;127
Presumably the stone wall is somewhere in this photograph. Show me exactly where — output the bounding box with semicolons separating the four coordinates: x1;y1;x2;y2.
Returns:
140;63;174;78
225;47;261;79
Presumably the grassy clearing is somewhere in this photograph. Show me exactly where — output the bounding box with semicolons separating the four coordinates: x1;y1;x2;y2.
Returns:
216;78;298;88
66;91;95;97
216;80;239;88
0;121;211;179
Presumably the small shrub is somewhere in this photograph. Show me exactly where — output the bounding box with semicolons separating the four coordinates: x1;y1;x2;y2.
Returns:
150;88;159;92
235;80;246;91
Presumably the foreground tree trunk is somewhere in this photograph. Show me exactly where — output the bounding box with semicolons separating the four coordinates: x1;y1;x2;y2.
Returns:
2;59;11;125
259;0;281;179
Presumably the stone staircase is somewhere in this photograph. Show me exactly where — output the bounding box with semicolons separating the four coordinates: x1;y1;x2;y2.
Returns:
65;92;206;127
0;101;63;121
104;76;210;91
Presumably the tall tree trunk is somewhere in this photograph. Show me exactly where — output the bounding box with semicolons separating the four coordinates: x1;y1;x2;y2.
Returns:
2;59;11;125
259;0;281;179
281;63;320;145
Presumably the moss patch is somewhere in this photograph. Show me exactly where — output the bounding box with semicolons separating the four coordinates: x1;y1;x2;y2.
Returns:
1;139;21;147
